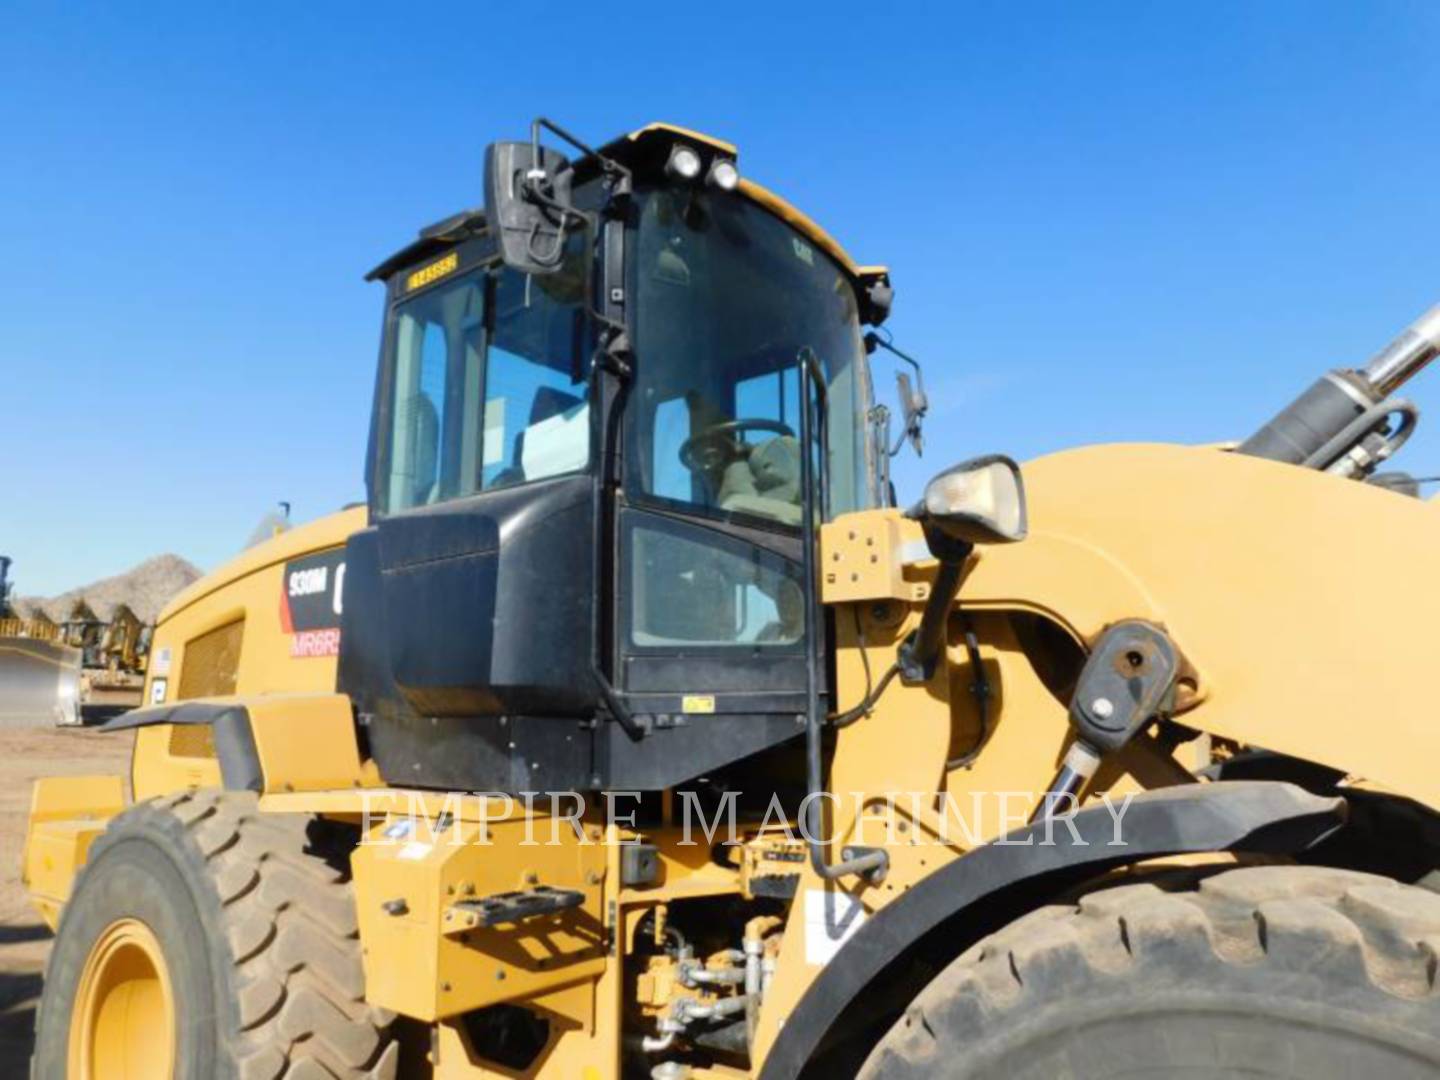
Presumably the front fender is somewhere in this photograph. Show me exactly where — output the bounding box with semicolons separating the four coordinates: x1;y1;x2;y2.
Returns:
759;780;1344;1080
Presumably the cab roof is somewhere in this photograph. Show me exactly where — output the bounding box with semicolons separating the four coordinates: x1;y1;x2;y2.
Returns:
367;122;888;292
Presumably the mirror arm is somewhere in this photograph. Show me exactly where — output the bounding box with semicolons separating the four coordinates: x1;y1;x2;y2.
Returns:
866;331;927;397
866;331;928;456
897;526;972;682
530;116;633;190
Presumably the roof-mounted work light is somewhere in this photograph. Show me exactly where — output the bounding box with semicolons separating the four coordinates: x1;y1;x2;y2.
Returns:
706;158;740;191
665;143;703;181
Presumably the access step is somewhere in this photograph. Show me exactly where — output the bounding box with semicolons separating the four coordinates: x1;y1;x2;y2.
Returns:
443;886;585;933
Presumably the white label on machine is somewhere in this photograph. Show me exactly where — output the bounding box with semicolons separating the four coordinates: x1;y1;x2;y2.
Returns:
804;887;867;966
153;647;172;676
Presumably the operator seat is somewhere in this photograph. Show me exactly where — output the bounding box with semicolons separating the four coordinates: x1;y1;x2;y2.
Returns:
716;435;802;526
489;386;586;490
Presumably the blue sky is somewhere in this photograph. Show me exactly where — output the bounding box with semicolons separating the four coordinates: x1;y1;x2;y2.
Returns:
2;1;1438;595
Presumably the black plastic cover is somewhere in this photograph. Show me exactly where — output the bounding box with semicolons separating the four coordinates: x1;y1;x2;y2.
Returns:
1069;619;1178;753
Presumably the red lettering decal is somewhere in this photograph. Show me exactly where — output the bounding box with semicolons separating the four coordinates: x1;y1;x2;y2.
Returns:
290;628;341;658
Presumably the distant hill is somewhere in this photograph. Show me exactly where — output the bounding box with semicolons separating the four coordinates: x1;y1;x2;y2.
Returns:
21;554;203;624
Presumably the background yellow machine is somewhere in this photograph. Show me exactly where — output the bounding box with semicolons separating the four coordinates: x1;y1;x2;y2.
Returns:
0;559;154;728
22;120;1440;1079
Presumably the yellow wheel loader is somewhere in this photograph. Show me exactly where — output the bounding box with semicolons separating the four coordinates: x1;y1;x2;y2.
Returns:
22;119;1440;1079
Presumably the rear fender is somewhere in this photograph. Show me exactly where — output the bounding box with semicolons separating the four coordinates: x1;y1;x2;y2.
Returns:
106;693;376;799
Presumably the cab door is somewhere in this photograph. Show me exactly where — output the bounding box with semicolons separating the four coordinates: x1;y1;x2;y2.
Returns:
614;358;820;774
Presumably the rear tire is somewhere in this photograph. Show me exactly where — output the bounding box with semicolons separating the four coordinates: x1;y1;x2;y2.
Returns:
862;865;1440;1079
33;789;398;1079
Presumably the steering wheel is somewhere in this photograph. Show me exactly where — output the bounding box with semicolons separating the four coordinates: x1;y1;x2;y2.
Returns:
679;418;796;474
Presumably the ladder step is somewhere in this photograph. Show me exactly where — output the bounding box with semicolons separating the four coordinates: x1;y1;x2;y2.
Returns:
447;886;585;930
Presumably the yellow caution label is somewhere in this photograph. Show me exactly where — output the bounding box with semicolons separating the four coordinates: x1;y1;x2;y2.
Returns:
405;250;459;292
682;694;716;715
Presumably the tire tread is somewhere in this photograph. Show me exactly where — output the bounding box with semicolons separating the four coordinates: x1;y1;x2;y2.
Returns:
863;865;1440;1078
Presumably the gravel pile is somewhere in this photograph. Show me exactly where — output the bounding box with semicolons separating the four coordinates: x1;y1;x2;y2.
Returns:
19;554;202;624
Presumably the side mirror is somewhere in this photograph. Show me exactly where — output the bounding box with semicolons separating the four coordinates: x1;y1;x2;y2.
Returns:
483;141;575;276
894;370;927;457
911;454;1027;550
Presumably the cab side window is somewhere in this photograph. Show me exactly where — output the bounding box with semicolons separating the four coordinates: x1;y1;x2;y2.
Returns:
482;267;588;490
385;274;485;512
379;259;589;514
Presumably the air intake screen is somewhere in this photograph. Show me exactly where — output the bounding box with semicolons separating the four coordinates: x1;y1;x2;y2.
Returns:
178;619;244;699
168;723;216;758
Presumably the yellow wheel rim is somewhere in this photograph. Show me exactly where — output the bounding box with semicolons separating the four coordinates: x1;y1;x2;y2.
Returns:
69;917;177;1080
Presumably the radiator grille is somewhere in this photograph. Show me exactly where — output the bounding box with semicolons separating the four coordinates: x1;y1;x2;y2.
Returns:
177;619;244;699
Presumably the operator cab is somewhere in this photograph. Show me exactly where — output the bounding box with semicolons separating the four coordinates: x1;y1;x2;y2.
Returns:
339;123;894;792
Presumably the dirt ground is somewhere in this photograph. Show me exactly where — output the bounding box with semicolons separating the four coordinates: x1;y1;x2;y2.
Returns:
0;726;132;1072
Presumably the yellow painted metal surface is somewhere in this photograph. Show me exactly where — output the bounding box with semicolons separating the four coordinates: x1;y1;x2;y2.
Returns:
245;692;377;792
131;724;223;800
351;806;608;1023
130;507;365;802
144;506;364;712
158;507;365;625
966;442;1440;808
131;692;378;800
23;776;126;929
69;917;176;1079
625;121;738;156
820;515;929;603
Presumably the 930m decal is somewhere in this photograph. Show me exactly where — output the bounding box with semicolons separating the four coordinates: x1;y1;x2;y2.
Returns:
279;548;346;658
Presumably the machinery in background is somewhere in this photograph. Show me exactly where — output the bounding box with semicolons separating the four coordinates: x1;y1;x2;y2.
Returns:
0;558;152;726
0;556;82;727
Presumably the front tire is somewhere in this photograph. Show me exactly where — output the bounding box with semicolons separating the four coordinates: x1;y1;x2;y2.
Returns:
862;865;1440;1079
33;789;397;1079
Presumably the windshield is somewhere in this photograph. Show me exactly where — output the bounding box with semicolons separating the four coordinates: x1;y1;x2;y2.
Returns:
626;186;877;527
